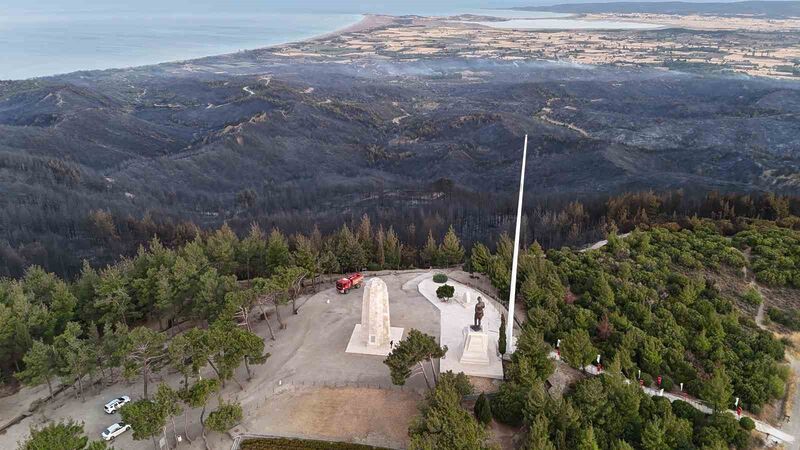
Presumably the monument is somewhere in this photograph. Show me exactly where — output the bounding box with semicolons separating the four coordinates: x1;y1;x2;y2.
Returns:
460;298;491;365
472;297;485;331
456;290;476;309
345;277;404;356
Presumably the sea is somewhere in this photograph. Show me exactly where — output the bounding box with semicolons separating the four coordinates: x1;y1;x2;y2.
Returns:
0;0;659;80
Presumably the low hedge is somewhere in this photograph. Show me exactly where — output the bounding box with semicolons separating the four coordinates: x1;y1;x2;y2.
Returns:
241;437;391;450
433;273;448;283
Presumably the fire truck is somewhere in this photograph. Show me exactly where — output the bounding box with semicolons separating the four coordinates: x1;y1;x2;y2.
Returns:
336;273;364;294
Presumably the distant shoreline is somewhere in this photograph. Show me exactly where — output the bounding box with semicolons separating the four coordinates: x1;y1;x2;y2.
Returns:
3;12;369;81
307;14;394;42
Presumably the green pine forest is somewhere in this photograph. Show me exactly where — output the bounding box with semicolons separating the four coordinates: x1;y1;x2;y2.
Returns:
4;190;800;449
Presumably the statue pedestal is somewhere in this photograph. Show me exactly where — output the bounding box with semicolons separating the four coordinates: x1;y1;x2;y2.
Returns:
460;327;490;366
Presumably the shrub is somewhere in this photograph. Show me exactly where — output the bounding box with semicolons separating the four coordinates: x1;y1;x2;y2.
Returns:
433;273;448;283
206;401;243;433
767;307;800;331
490;382;526;426
672;399;701;422
660;375;675;392
436;284;455;301
739;416;756;431
474;392;492;425
741;287;763;306
640;373;654;388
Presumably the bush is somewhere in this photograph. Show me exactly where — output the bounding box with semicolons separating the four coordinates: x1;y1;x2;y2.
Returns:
660;375;675;392
640;373;654;387
672;399;701;422
741;287;763;306
767;307;800;331
441;370;473;396
436;284;455;301
206;401;243;433
739;416;756;431
490;382;526;426
433;273;448;283
474;392;492;425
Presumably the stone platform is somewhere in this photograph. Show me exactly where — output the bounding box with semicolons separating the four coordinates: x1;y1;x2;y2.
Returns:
345;324;405;356
416;275;504;379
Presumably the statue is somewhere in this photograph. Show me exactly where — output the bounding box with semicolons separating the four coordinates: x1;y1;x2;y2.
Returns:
472;296;485;331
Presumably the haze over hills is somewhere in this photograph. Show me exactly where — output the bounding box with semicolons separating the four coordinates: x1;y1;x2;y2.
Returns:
520;0;800;18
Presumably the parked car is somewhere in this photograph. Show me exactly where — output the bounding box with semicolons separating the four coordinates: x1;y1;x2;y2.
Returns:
103;395;131;414
101;422;131;441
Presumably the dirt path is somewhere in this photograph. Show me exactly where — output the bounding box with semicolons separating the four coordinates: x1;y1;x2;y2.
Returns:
535;109;590;138
749;278;800;449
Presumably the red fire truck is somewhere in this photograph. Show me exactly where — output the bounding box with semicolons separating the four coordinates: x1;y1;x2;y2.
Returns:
336;273;364;294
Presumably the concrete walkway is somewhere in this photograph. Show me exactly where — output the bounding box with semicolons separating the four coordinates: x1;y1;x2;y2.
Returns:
416;274;504;379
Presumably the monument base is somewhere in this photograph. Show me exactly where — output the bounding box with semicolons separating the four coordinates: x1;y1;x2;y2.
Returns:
345;324;404;356
460;328;491;366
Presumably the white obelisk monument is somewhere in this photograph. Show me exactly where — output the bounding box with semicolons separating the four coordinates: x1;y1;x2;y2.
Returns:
345;278;404;356
506;134;528;353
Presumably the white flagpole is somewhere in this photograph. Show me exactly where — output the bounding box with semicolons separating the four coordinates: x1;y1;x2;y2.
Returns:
506;134;528;352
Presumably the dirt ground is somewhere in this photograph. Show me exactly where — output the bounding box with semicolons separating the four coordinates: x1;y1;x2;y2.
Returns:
234;387;421;449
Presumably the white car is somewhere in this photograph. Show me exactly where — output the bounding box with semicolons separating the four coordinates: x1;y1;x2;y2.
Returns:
101;422;131;441
103;395;131;414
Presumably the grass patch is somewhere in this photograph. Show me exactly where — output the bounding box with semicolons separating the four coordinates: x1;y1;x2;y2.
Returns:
241;437;392;450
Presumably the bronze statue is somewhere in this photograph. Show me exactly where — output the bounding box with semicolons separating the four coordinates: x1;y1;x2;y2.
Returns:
472;296;485;331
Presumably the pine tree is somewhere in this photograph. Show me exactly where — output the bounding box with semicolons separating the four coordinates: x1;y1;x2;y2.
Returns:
611;441;635;450
384;329;447;390
292;233;320;289
121;326;167;399
15;339;59;399
385;227;402;269
154;383;183;448
266;228;290;273
498;314;507;355
561;329;596;372
19;420;107;450
420;231;440;268
470;243;492;274
439;225;465;266
641;419;667;450
525;414;555;450
577;424;600;450
335;225;367;272
375;226;386;268
702;367;733;412
238;223;267;278
206;401;243;434
120;398;167;450
204;223;238;275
